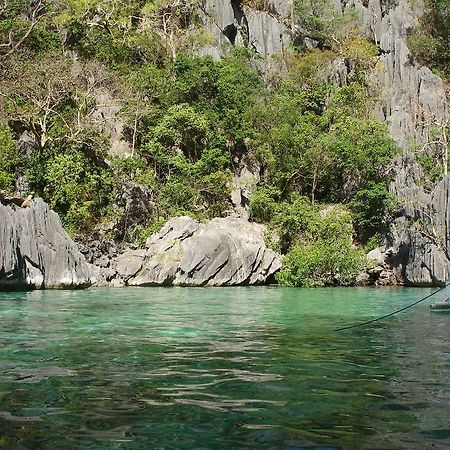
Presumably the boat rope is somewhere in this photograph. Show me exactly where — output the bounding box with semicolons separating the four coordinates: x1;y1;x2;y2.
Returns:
334;283;449;332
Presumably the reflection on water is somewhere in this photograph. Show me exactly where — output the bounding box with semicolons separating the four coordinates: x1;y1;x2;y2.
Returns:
0;287;449;449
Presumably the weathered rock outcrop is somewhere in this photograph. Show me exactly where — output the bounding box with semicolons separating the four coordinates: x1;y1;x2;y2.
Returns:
113;216;281;286
346;0;450;284
348;0;448;150
383;174;450;285
199;0;294;74
0;199;94;289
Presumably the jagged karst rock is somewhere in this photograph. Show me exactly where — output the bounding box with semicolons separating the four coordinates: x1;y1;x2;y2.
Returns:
75;234;121;286
367;248;386;267
356;272;371;286
341;0;450;284
385;174;450;285
243;6;292;74
357;247;402;286
0;199;94;290
92;91;132;157
198;0;293;74
115;216;281;286
230;154;260;219
116;249;147;280
364;170;450;285
346;0;449;150
76;234;119;267
114;180;157;238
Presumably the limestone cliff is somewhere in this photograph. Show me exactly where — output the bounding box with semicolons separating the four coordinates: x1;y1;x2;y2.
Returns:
350;0;450;284
198;0;447;145
3;0;448;288
198;0;294;74
198;0;449;285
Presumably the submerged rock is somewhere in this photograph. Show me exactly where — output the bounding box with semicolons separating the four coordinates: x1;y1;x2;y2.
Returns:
116;216;281;286
0;199;94;290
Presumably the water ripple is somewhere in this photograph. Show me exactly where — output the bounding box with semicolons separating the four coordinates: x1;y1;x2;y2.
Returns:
0;286;448;450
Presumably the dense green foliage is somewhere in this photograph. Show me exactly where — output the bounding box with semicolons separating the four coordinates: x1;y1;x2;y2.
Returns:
1;52;115;233
245;28;397;285
250;195;368;287
275;203;366;287
247;51;398;275
407;0;450;81
0;0;400;286
0;124;20;192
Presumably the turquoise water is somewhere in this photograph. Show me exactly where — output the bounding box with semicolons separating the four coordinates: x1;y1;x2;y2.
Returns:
0;287;449;449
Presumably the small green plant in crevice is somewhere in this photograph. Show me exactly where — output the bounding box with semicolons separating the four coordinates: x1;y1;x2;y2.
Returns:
415;153;445;187
240;0;270;11
294;0;358;51
126;219;167;247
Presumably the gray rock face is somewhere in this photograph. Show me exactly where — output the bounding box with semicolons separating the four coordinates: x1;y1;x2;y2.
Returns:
230;154;260;219
385;174;450;285
0;199;94;289
115;216;281;286
114;180;157;237
244;6;292;74
340;0;450;285
70;60;132;158
347;0;449;150
93;91;132;157
199;0;293;74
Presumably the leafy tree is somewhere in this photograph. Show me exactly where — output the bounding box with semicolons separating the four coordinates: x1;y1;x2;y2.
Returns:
0;0;48;59
0;50;116;234
248;51;398;246
325;117;398;200
0;123;21;192
115;52;262;227
1;53;79;149
147;103;212;164
277;237;365;287
256;197;366;287
350;182;398;240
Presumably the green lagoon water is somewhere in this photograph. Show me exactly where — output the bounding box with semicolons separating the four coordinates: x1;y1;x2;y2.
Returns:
0;287;449;449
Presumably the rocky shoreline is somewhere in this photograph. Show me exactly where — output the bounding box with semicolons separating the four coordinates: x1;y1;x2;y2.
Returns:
1;198;448;291
0;199;281;290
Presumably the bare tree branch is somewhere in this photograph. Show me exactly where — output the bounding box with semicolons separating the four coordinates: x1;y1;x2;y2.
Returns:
0;0;47;59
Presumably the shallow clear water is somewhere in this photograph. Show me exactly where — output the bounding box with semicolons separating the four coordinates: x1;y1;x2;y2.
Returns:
0;287;449;450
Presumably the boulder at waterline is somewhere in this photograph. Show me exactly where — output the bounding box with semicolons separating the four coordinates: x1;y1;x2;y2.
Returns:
116;216;281;286
0;199;94;289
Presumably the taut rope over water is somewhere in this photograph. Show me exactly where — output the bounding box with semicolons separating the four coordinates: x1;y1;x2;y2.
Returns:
334;283;449;332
